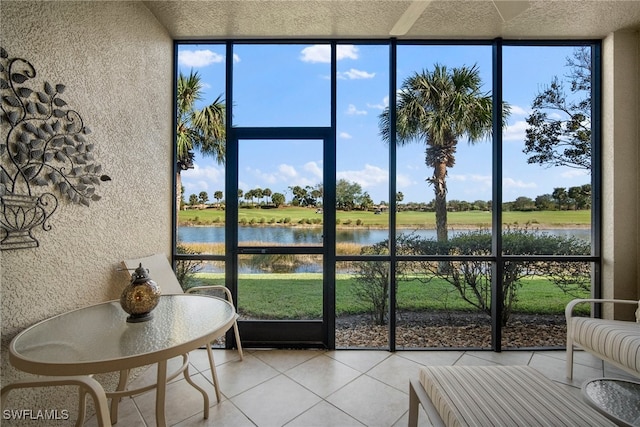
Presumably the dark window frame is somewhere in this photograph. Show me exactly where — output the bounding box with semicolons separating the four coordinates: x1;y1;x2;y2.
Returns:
172;39;602;351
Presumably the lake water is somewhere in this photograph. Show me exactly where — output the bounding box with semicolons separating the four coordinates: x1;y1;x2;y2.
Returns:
178;225;591;246
178;225;591;273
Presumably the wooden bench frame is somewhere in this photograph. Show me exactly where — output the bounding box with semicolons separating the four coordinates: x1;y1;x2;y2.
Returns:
409;378;445;427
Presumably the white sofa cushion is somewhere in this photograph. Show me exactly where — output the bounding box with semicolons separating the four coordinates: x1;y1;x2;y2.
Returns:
418;365;614;426
570;317;640;375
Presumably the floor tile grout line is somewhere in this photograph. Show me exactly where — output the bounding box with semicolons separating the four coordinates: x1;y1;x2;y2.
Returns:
115;349;613;427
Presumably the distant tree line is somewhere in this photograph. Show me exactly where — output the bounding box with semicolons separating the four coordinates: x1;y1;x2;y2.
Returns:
183;182;591;212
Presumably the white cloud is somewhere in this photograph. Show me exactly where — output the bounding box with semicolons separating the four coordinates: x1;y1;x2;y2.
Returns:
278;164;298;178
346;104;367;115
233;54;241;63
178;50;225;67
182;164;223;182
560;169;589;179
367;96;388;110
181;164;224;194
300;45;358;63
338;68;375;80
510;105;530;116
442;173;493;200
450;173;491;185
503;120;528;142
337;164;387;189
252;168;279;185
396;173;414;189
339;132;352;139
303;161;323;179
243;165;295;188
503;177;537;189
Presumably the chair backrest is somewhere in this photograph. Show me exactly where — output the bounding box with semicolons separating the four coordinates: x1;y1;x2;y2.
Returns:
122;253;184;295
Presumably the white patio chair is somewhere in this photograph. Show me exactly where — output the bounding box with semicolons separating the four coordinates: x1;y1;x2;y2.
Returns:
122;253;243;402
1;376;111;427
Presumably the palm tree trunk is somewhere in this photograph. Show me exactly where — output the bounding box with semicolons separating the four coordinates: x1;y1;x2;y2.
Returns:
433;162;448;242
176;171;182;212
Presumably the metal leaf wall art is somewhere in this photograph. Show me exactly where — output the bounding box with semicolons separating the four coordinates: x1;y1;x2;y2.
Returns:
0;47;111;250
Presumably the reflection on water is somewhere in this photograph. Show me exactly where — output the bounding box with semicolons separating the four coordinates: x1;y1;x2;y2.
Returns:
179;225;590;246
180;226;591;274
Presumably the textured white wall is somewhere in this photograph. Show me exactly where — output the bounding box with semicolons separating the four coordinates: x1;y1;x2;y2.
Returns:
0;1;172;421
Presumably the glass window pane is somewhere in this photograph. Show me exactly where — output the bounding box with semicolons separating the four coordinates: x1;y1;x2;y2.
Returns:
336;261;389;349
178;260;230;348
395;45;493;253
397;260;492;349
232;44;330;127
502;46;593;254
501;261;591;349
238;139;323;246
238;255;323;320
336;44;390;252
177;43;227;255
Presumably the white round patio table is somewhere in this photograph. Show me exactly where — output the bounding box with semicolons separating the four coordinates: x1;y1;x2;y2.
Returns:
9;294;236;426
582;378;640;427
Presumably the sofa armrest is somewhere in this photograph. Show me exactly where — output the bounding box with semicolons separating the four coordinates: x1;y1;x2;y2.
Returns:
565;298;639;322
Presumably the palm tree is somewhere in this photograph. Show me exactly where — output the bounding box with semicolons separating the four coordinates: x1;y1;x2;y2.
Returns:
380;64;507;242
176;70;226;210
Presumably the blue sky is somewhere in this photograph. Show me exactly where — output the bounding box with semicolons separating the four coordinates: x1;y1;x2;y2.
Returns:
178;43;590;205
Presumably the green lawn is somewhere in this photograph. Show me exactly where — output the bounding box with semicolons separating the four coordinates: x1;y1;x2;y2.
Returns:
189;272;589;320
179;207;590;228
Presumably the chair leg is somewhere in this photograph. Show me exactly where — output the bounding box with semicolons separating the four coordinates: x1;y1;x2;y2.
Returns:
206;343;222;403
233;321;244;361
408;380;419;427
1;376;110;427
408;378;446;427
76;389;88;427
566;336;574;379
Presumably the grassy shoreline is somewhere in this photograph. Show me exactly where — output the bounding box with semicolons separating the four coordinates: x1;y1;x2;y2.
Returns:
179;207;591;229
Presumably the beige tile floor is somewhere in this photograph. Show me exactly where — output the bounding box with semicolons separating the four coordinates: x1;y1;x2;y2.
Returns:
85;348;636;427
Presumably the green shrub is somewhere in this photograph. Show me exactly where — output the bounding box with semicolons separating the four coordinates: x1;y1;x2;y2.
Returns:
357;226;590;326
175;244;203;290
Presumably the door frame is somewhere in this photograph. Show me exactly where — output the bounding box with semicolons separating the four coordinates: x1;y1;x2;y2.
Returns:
225;127;336;348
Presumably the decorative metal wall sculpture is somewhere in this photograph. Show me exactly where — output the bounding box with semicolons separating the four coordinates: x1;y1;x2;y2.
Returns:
0;47;111;250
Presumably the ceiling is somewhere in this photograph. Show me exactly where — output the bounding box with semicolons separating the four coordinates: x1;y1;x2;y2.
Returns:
143;0;640;40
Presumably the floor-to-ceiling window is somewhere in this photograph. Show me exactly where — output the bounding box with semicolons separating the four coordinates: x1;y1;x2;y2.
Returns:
174;40;600;351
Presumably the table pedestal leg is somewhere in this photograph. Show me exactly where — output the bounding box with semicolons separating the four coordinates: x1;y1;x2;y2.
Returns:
110;369;129;424
206;345;222;403
182;357;210;419
156;360;167;427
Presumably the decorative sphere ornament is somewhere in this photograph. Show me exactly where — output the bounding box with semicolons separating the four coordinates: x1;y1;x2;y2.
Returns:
120;263;161;323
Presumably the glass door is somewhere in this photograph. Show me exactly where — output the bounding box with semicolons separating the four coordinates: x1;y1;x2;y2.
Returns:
228;128;334;347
